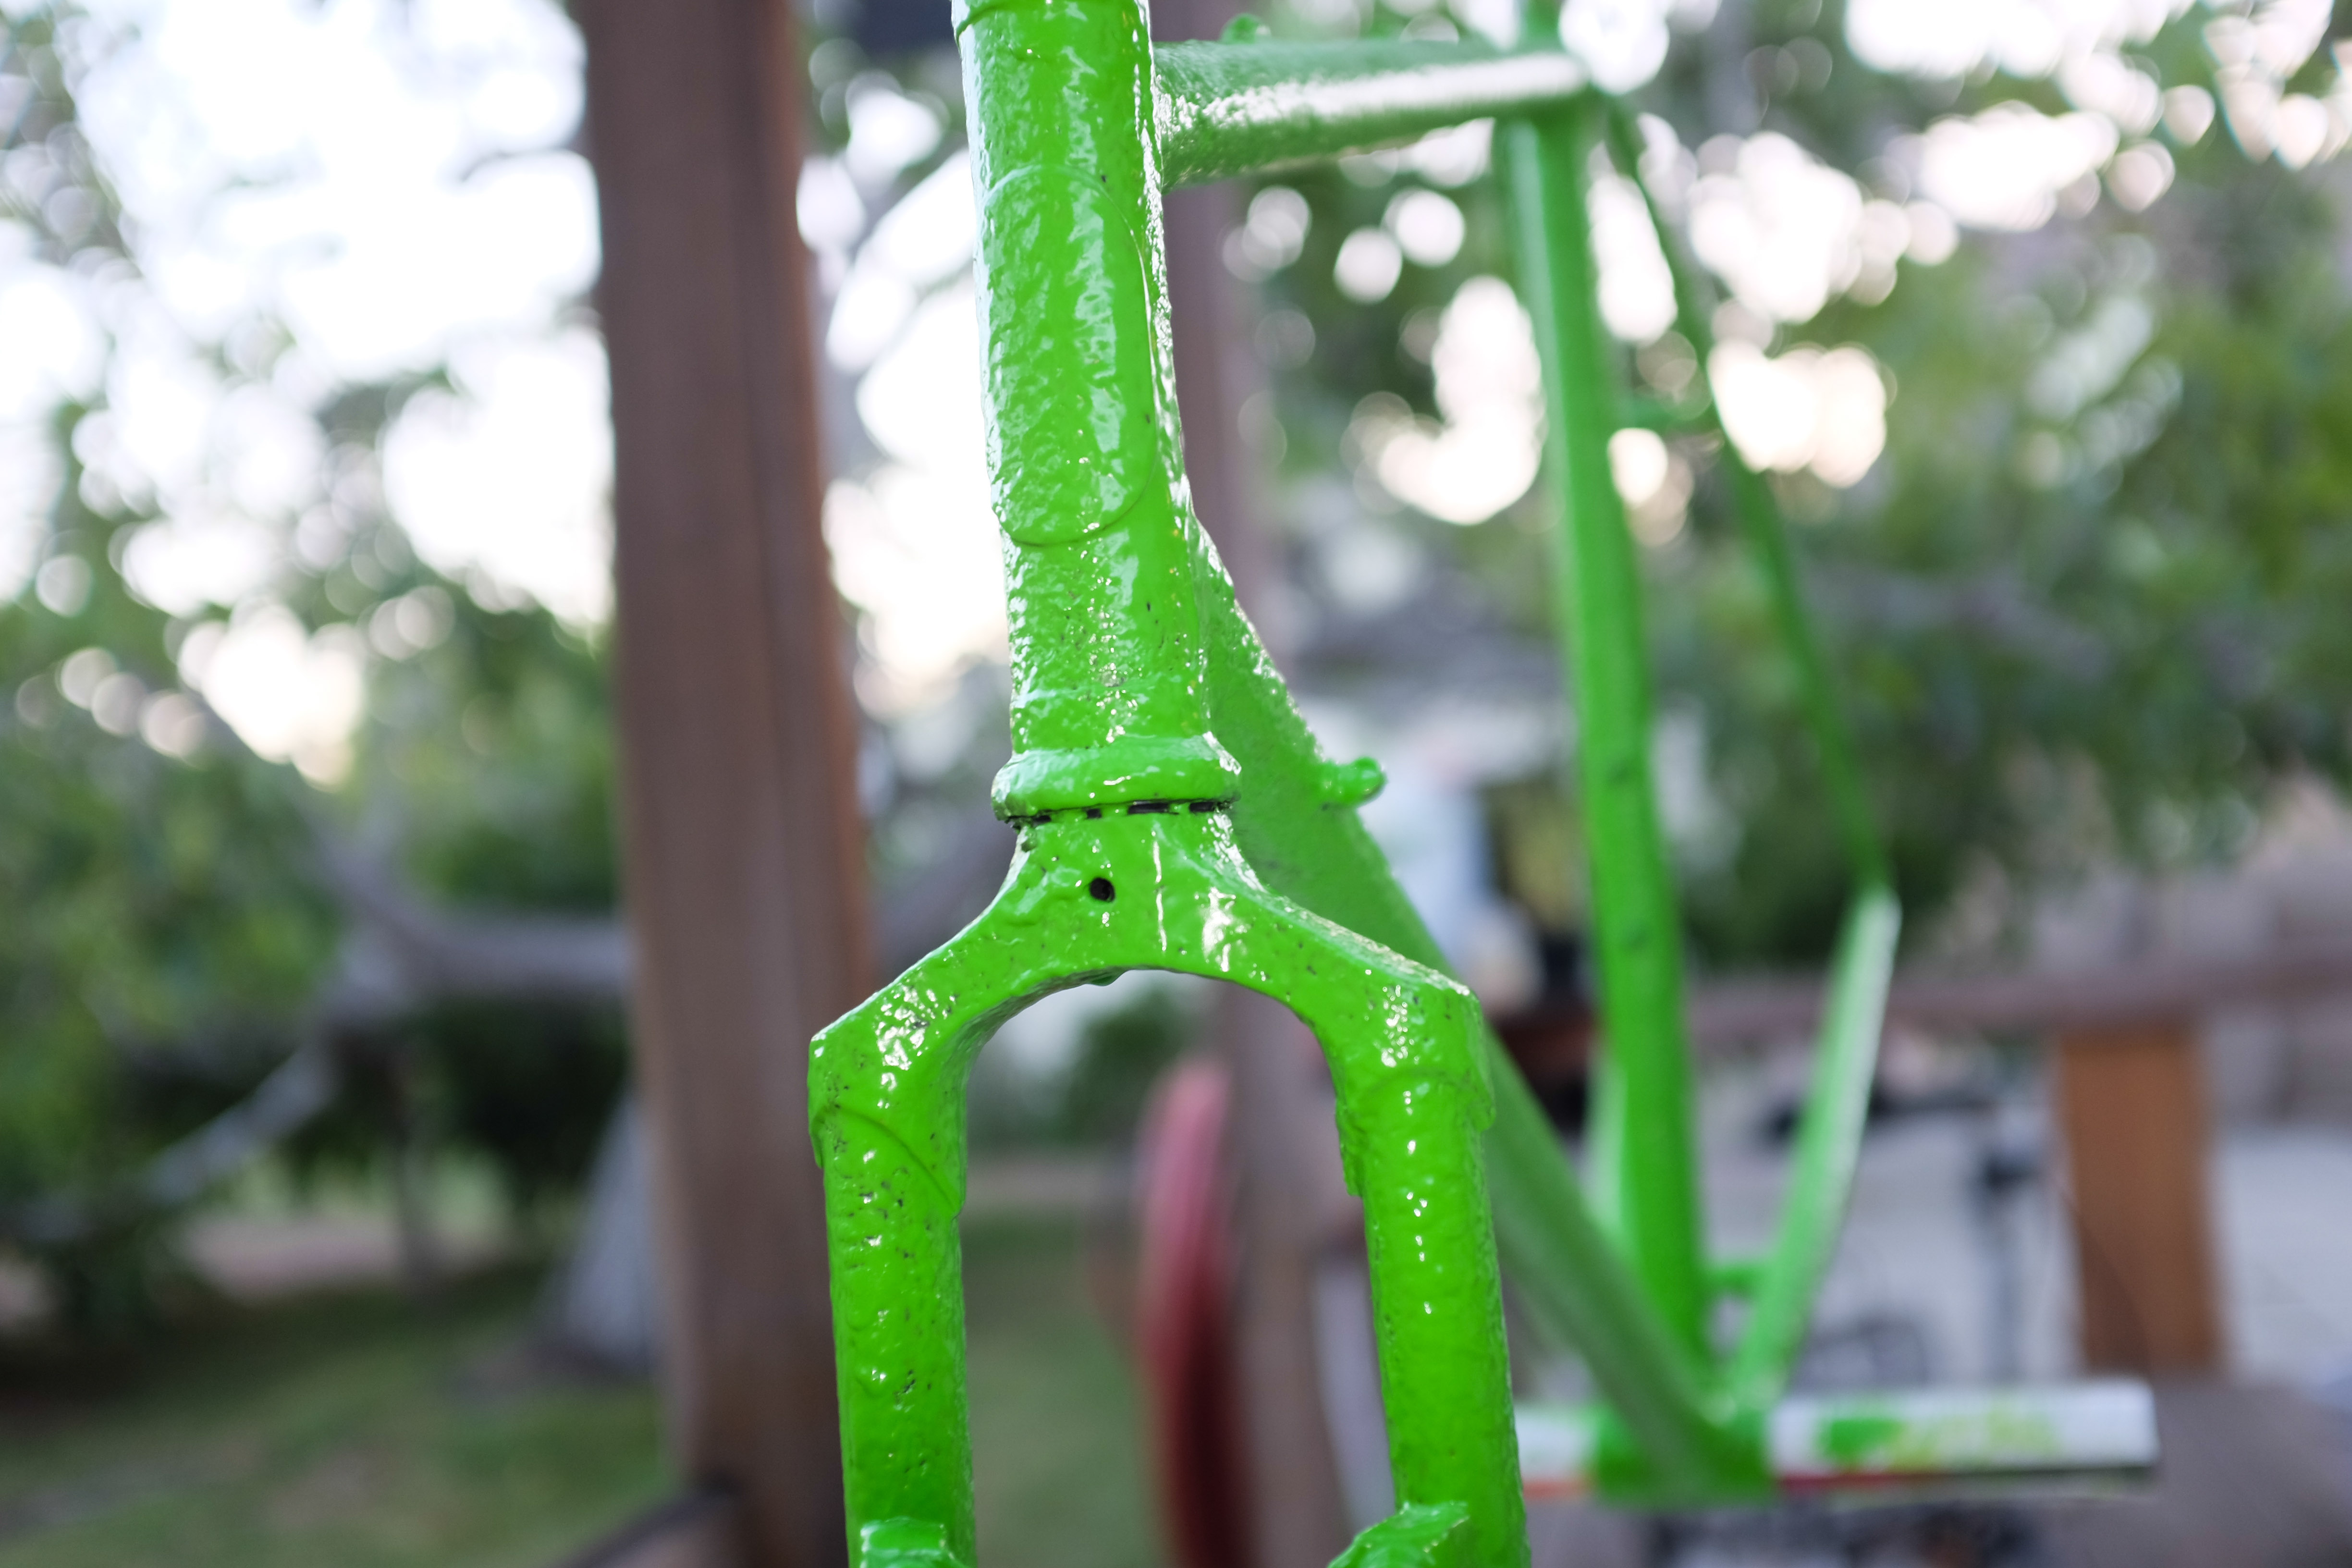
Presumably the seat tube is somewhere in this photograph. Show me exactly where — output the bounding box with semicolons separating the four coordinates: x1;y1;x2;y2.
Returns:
1504;104;1710;1357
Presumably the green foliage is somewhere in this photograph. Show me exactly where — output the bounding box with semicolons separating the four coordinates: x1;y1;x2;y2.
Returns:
0;1230;1146;1568
969;984;1196;1149
1056;986;1195;1145
417;1002;629;1214
355;597;618;914
0;2;625;1320
1670;154;2352;962
1238;0;2352;967
0;660;334;1203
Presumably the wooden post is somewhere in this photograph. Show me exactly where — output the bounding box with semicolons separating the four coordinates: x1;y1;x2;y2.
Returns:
2055;1022;2224;1373
1162;144;1285;644
581;0;868;1563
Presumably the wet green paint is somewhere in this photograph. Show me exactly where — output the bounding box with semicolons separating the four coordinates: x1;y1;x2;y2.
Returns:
810;5;1901;1554
1816;1413;1908;1469
814;809;1523;1568
1155;38;1590;186
1505;100;1712;1361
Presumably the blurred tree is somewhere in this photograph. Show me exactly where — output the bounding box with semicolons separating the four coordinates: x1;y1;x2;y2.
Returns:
1218;0;2352;967
0;4;627;1327
11;0;2352;1331
1657;7;2352;964
967;986;1199;1151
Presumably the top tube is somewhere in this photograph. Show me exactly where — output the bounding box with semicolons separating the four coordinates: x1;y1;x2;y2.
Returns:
1155;37;1591;186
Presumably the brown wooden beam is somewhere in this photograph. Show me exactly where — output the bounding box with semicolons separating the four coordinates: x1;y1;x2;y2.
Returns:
580;0;867;1561
2056;1024;2225;1373
1163;145;1285;646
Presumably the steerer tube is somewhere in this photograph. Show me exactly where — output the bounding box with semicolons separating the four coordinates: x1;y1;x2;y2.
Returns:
959;0;1241;819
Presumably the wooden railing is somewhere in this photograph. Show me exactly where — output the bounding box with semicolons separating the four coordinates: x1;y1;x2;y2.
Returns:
1685;933;2352;1376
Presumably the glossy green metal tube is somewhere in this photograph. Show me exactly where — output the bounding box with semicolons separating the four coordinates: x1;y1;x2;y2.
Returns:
1504;102;1711;1358
1596;107;1902;1407
824;0;1911;1525
823;2;1541;1558
1480;1051;1728;1488
1187;522;1737;1496
1599;106;1886;889
811;810;1530;1568
1730;887;1899;1406
1154;39;1590;186
1519;1378;2158;1496
960;0;1239;818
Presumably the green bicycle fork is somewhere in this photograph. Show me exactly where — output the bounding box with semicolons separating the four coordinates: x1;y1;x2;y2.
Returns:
813;4;1522;1564
809;3;1911;1562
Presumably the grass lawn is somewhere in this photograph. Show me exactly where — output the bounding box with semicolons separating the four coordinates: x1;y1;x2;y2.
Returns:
0;1217;1161;1568
964;1219;1160;1568
0;1267;669;1568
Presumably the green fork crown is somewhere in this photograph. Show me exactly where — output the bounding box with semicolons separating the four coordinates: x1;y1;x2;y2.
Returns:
812;810;1524;1568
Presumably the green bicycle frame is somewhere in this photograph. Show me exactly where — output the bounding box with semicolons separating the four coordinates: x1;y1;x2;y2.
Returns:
808;7;1898;1564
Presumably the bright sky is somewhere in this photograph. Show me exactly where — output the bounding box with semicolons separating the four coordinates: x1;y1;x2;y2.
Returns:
4;0;2347;766
3;0;600;777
